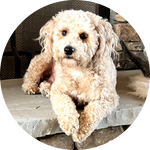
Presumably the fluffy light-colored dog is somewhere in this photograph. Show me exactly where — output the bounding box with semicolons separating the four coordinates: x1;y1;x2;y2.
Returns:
22;10;119;142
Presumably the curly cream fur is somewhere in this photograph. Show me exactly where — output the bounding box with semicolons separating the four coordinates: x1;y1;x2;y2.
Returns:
128;73;149;100
22;10;119;143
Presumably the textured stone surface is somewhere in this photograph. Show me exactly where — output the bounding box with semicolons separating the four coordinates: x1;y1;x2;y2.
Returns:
37;127;123;149
114;23;141;42
1;70;144;138
75;126;123;149
116;51;146;70
114;39;146;70
110;10;116;25
38;134;74;149
115;14;127;22
115;42;145;51
126;42;145;50
115;42;123;51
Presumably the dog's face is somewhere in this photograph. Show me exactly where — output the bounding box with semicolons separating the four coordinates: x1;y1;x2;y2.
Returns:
38;10;118;68
52;11;99;67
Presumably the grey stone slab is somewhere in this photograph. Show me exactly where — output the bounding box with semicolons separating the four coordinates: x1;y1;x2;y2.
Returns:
39;134;74;150
38;126;125;150
75;126;125;150
1;70;145;137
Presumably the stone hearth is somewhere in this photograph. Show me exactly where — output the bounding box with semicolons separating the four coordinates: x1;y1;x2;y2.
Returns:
1;70;144;149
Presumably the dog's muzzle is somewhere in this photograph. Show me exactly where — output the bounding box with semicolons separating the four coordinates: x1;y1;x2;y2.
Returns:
64;46;75;56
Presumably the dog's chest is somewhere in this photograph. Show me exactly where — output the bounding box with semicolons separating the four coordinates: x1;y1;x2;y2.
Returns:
60;69;84;90
54;66;103;103
63;68;99;96
70;70;84;81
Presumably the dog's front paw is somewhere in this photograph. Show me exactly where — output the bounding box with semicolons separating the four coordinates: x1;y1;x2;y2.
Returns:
40;90;51;97
72;129;90;143
72;118;89;143
22;83;39;95
39;81;51;97
59;116;79;136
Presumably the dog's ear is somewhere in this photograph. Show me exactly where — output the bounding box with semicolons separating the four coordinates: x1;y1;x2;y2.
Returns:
37;19;55;53
86;12;118;58
97;20;118;56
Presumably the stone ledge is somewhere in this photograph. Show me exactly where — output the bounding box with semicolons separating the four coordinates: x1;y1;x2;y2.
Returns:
38;134;74;149
37;126;124;149
75;126;123;149
1;70;144;138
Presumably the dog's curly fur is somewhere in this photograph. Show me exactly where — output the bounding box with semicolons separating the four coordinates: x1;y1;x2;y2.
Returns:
22;10;119;142
128;73;149;100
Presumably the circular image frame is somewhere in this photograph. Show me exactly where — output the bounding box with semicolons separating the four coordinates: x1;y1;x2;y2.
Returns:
2;1;147;147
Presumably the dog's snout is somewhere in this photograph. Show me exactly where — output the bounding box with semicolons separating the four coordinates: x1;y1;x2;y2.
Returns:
64;46;75;55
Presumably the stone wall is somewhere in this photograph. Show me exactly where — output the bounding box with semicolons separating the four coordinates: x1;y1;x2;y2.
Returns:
113;13;146;70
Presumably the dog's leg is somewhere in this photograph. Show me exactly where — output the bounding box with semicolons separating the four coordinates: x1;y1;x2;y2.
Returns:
72;92;119;143
50;84;80;135
39;81;52;97
22;52;52;94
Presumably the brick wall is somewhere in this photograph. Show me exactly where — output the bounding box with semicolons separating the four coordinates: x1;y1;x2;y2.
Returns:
112;13;146;70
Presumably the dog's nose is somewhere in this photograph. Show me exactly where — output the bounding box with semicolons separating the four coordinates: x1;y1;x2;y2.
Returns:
64;46;75;55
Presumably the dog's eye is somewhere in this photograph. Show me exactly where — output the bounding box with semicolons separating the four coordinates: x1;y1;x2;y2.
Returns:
80;33;87;39
62;30;67;36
